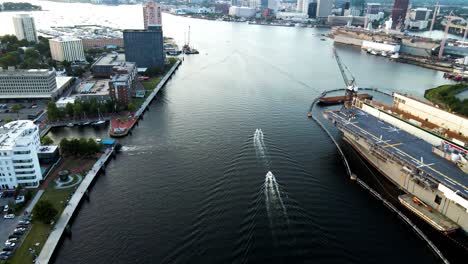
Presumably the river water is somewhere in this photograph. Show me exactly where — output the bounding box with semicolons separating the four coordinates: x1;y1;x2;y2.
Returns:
0;1;460;263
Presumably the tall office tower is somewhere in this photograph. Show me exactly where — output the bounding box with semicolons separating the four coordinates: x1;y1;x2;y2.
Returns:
268;0;278;12
297;0;304;12
12;14;38;42
391;0;409;29
302;0;310;15
316;0;333;18
124;25;165;68
143;0;162;29
308;2;318;18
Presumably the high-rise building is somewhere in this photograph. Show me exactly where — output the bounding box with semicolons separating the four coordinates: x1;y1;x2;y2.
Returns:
261;0;268;8
350;0;366;16
316;0;333;18
391;0;409;29
0;120;43;189
308;2;318;18
267;0;278;12
143;0;162;30
301;0;310;15
297;0;304;12
341;1;350;16
123;25;165;69
49;37;86;62
367;3;381;15
12;14;37;42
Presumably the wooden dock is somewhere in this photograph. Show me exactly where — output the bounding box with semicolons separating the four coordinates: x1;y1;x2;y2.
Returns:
36;147;115;264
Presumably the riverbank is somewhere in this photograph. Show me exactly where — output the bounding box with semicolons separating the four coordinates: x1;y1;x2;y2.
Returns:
424;84;468;116
35;146;116;264
109;59;182;137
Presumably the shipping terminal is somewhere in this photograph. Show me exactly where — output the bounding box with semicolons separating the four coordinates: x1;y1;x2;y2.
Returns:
320;50;468;241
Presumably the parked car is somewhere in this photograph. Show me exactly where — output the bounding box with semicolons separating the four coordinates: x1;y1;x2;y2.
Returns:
18;220;30;225
12;232;23;236
14;228;26;232
2;205;8;212
0;250;12;255
4;241;15;247
7;235;18;239
6;238;17;243
3;214;14;219
2;247;13;252
0;255;10;260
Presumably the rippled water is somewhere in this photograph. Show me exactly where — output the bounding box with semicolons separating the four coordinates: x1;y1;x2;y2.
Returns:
1;1;460;263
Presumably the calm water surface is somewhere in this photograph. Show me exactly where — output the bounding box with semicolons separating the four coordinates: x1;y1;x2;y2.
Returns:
1;1;459;263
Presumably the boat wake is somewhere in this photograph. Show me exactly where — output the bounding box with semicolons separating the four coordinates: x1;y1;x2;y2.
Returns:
264;171;291;244
253;128;270;167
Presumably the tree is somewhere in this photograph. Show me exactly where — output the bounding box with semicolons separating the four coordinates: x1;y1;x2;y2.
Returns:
33;200;58;224
65;103;74;117
127;102;137;112
11;104;21;119
41;135;54;145
47;101;62;121
59;138;71;155
73;101;83;118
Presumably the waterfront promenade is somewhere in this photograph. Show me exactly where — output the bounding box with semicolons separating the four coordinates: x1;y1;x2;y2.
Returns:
109;59;182;137
36;147;115;264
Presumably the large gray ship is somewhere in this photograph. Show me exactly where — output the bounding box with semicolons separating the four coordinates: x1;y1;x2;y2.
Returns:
324;92;467;235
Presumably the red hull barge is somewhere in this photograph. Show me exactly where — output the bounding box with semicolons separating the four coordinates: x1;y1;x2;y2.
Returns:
318;93;373;106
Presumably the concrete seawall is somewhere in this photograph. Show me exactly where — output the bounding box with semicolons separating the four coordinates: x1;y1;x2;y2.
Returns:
36;147;116;264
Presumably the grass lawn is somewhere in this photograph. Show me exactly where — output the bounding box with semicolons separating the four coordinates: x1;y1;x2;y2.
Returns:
142;77;162;91
424;84;468;116
4;157;97;264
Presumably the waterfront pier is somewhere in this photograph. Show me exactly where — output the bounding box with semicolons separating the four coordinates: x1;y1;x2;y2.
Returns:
36;146;115;264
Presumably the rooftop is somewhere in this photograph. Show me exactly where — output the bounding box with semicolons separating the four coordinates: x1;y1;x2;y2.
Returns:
93;53;126;66
327;108;468;197
50;37;82;42
0;68;54;76
0;120;37;150
37;145;58;154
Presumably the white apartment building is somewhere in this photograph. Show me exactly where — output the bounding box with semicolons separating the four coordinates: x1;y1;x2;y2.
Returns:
0;120;42;189
0;67;64;99
13;14;38;42
49;37;86;62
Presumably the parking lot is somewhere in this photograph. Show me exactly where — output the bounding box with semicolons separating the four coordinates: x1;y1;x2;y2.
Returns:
0;192;37;261
0;100;48;125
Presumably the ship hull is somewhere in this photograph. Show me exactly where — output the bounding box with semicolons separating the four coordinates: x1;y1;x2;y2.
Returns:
339;129;467;234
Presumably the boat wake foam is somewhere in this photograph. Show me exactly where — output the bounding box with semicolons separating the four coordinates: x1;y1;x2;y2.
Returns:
264;171;290;242
253;128;270;167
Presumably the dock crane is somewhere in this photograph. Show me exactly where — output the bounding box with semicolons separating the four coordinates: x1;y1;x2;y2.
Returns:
333;48;358;109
